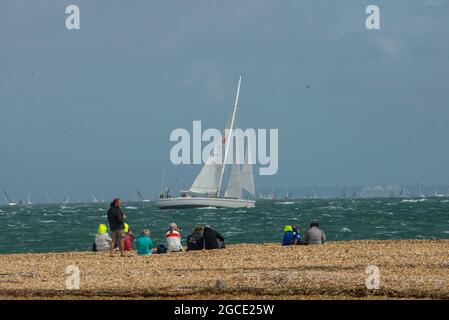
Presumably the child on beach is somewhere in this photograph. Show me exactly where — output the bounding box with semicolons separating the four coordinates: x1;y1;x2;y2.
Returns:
123;223;135;251
292;225;302;244
136;229;156;255
93;224;112;252
282;225;296;246
166;222;184;252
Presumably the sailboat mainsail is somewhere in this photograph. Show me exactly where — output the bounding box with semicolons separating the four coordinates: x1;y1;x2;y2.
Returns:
189;76;244;198
224;163;242;198
240;145;256;197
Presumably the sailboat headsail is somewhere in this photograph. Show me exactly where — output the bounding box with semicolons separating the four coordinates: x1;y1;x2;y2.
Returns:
240;143;256;197
189;139;223;195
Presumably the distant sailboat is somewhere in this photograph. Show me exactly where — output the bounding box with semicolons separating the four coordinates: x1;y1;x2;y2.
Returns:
433;185;445;197
136;188;150;203
341;185;347;199
2;186;17;206
27;194;32;206
155;76;256;209
92;194;99;203
45;192;52;204
416;179;426;198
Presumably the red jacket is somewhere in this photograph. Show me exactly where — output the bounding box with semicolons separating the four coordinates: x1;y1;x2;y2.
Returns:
123;233;135;251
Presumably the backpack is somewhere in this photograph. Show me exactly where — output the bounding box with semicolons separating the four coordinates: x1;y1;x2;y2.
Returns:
156;244;167;254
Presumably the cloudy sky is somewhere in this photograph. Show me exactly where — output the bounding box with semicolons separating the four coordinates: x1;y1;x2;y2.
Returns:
1;0;448;202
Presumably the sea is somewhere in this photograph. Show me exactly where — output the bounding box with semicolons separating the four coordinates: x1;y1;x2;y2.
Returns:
1;197;448;254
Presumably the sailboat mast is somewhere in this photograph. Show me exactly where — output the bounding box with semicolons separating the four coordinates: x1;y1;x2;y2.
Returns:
160;164;165;195
217;75;242;197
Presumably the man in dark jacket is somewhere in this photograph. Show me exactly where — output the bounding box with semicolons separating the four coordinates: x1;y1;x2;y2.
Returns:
203;225;225;250
187;226;204;251
107;198;127;257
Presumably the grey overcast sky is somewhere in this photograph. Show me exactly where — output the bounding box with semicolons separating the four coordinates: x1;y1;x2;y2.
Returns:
1;0;449;202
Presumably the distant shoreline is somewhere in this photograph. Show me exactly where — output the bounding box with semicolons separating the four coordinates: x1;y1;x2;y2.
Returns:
1;240;449;300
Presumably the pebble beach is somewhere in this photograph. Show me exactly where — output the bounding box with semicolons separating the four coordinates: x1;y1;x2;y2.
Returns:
1;240;449;300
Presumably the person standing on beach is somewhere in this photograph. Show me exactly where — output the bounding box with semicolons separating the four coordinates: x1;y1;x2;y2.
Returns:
304;221;326;245
107;198;127;257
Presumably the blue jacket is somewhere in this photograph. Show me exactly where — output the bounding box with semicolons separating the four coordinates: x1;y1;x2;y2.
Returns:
282;231;296;246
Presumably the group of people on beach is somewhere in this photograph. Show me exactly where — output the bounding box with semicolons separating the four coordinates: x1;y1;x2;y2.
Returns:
93;198;326;257
282;221;326;246
93;198;227;257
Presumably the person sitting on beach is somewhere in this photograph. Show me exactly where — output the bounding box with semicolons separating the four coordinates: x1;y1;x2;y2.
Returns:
107;198;127;257
123;223;135;251
304;221;326;245
187;226;204;251
136;229;156;255
166;223;184;252
282;225;296;246
292;225;302;245
203;225;225;250
92;223;112;252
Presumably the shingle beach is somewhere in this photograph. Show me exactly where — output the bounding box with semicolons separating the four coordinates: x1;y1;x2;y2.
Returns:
1;240;449;300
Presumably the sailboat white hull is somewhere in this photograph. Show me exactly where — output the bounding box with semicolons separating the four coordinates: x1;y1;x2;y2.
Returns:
155;197;255;209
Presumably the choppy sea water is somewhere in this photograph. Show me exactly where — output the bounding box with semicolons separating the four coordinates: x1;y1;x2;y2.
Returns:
0;197;448;254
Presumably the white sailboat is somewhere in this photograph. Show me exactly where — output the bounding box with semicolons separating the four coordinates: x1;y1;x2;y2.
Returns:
136;188;151;203
27;194;32;206
155;76;256;209
2;186;17;206
416;179;426;198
